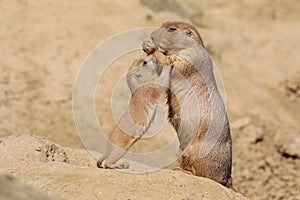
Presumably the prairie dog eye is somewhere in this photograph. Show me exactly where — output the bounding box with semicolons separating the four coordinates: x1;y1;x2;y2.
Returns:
167;27;177;32
142;60;147;66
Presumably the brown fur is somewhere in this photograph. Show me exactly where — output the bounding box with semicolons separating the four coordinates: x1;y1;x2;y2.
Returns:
97;54;171;169
144;21;233;188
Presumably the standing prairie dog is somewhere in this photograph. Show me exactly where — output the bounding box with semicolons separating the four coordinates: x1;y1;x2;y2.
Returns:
97;54;171;168
143;21;233;188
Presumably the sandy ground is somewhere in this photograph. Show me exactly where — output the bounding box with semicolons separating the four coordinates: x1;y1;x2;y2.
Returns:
0;0;300;199
0;135;247;200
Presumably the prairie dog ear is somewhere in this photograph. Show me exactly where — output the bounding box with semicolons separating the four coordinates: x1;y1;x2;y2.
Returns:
186;30;192;37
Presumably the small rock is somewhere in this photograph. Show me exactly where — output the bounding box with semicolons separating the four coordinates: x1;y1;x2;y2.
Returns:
242;124;264;144
231;117;251;130
36;147;41;152
284;134;300;157
282;74;300;99
275;131;300;158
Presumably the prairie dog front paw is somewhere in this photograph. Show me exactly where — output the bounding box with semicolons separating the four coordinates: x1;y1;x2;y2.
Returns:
163;55;175;66
142;40;156;55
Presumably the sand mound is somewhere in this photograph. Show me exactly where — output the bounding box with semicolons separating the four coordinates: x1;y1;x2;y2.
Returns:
0;135;247;200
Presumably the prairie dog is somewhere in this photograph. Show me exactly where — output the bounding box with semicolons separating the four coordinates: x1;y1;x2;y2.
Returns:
143;21;233;188
97;54;171;168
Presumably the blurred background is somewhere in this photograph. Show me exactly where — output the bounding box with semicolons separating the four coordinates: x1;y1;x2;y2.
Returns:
0;0;299;199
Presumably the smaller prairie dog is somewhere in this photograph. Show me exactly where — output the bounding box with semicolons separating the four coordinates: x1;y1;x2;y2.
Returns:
97;54;171;168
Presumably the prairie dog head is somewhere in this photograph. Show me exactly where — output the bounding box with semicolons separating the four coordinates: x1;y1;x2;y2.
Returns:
127;56;168;93
151;21;204;55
